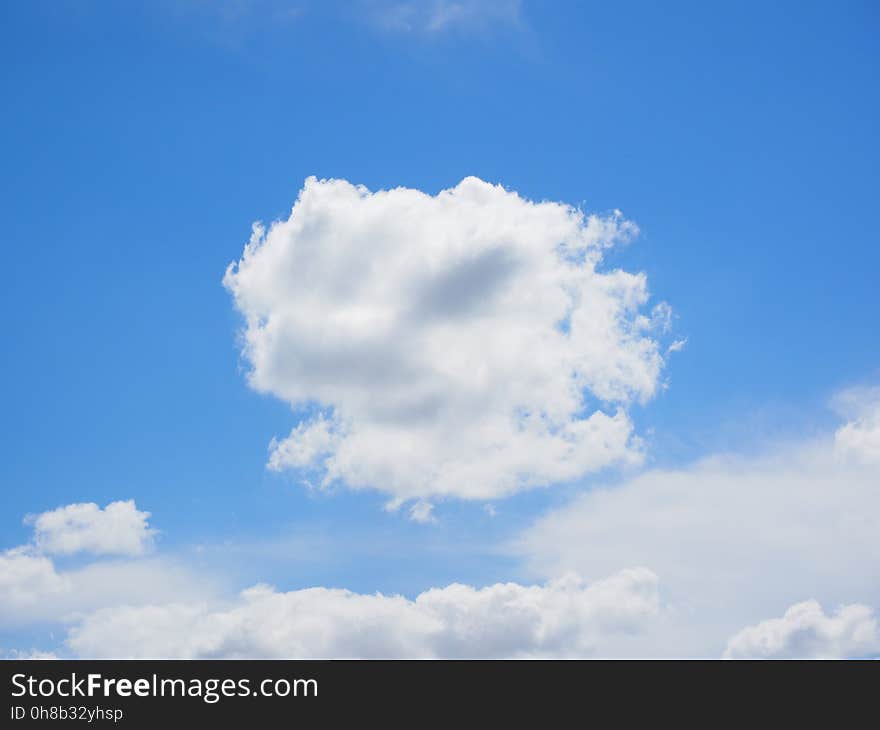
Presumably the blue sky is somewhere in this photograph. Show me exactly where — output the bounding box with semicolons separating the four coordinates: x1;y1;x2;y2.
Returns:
1;1;878;658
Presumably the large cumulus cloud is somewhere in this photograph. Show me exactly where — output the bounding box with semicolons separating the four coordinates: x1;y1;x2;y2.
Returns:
224;176;671;502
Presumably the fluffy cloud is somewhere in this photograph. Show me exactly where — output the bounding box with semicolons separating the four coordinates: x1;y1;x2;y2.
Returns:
224;176;670;502
515;391;880;657
0;502;211;626
725;600;879;659
27;500;155;557
0;549;69;617
66;568;659;658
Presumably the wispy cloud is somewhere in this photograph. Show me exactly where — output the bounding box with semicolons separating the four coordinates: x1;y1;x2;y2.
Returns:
163;1;524;45
362;0;524;35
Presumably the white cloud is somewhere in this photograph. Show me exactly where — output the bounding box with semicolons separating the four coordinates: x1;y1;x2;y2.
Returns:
224;176;670;503
267;414;338;472
0;502;214;627
0;549;70;617
833;386;880;464
515;392;880;656
65;568;659;658
27;500;156;557
408;500;436;523
0;550;214;627
725;600;880;659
